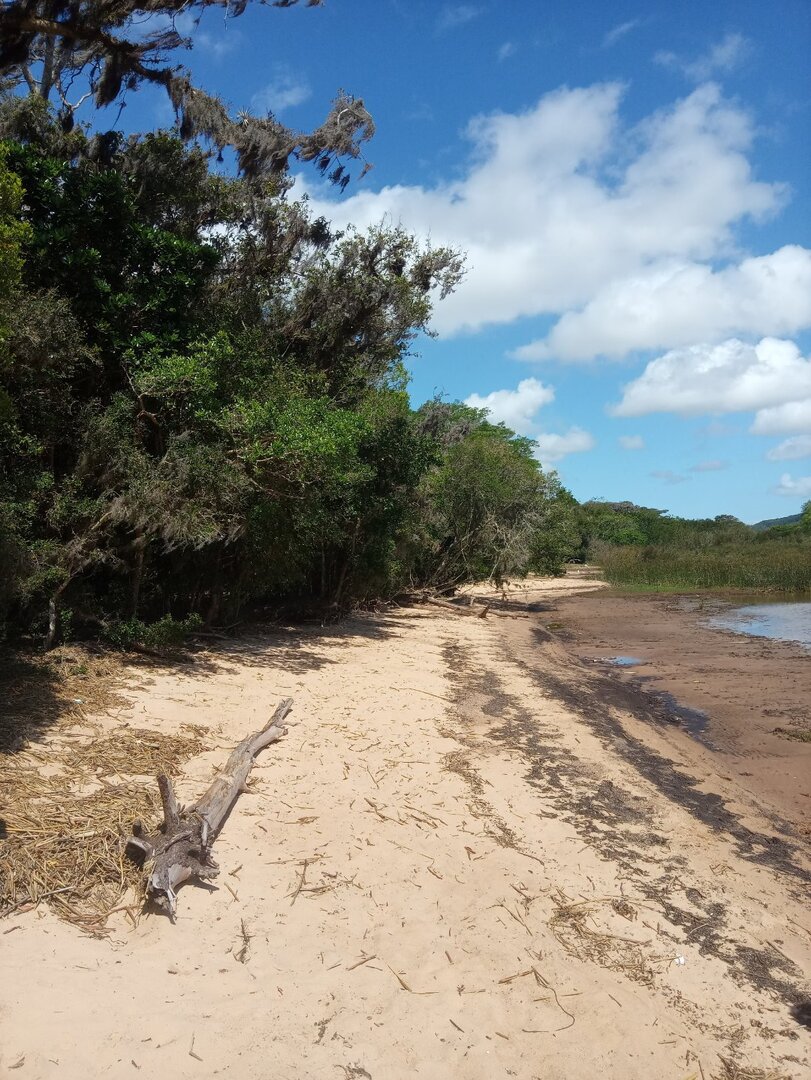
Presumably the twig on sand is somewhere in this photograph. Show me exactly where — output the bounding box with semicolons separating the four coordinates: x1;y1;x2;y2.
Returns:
289;860;308;906
346;953;377;971
385;961;437;995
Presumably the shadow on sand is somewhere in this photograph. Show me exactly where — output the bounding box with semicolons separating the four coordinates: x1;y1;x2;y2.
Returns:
0;612;412;755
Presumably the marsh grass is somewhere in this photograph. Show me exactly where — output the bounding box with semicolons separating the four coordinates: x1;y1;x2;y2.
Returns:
595;541;811;595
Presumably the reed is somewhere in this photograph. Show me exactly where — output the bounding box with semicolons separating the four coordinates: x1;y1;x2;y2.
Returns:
595;540;811;595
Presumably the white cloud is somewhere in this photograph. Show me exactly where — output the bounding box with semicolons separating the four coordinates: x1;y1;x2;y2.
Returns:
464;378;554;435
497;42;516;62
515;246;811;362
774;473;811;498
618;435;645;450
535;428;595;465
655;32;751;82
437;5;481;32
463;379;593;464
690;459;728;472
751;398;811;435
300;83;787;344
602;20;641;48
251;70;311;115
613;338;811;418
766;435;811;462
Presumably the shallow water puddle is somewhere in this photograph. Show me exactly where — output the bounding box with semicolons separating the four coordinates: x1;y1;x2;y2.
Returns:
589;655;644;667
708;601;811;649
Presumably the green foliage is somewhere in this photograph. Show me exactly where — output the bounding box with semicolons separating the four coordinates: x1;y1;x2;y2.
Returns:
0;103;580;646
0;141;30;343
596;540;810;594
412;404;579;587
102;614;203;651
585;500;811;595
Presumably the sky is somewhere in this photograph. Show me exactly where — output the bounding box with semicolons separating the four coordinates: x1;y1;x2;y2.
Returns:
114;0;810;523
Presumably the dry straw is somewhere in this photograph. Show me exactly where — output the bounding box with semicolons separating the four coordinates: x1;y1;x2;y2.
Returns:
712;1058;791;1080
0;646;207;935
549;895;664;986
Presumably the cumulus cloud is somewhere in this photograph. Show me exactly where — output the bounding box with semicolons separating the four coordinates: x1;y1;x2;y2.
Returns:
300;83;786;342
464;378;554;436
774;473;811;498
463;379;593;464
535;428;596;465
766;435;811;462
689;460;728;472
750;398;811;436
251;69;311;114
515;246;811;362
618;435;645;450
497;42;516;62
612;338;811;418
655;32;751;82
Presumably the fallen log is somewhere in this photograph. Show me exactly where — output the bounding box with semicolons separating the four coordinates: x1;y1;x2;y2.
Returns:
424;595;528;620
125;698;293;917
425;595;490;618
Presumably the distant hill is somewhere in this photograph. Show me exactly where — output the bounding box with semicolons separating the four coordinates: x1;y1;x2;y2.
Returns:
751;513;802;531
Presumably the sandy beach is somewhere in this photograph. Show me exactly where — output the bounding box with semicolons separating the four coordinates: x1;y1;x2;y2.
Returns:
1;572;809;1079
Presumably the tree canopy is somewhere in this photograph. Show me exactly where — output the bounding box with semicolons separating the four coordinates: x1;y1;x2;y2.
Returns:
0;94;580;648
0;1;374;179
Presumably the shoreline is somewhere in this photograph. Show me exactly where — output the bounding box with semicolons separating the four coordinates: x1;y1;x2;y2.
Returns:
533;580;811;835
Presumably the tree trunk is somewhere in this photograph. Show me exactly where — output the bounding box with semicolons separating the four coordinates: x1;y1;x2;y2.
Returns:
44;579;69;650
125;698;294;917
130;534;147;618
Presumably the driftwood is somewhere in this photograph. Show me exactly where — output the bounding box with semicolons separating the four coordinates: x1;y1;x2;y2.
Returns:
125;698;293;916
424;595;529;620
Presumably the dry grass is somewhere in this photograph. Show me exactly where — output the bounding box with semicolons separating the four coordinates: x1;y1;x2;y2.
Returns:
548;896;665;986
0;725;208;934
711;1057;791;1080
0;644;208;935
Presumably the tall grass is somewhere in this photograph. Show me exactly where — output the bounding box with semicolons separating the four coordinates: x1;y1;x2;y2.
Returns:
595;540;811;594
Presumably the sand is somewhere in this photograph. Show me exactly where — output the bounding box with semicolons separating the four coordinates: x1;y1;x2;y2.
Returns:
1;572;809;1079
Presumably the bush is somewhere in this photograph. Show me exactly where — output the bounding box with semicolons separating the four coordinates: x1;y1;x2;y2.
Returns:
102;614;203;651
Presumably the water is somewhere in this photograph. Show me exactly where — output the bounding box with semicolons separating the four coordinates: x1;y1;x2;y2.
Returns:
708;601;811;649
592;655;644;667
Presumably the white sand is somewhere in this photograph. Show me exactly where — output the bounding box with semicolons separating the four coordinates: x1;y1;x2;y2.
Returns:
2;574;809;1078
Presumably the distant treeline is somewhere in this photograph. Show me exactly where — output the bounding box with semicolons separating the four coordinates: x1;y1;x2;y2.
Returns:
0;100;581;648
582;501;811;594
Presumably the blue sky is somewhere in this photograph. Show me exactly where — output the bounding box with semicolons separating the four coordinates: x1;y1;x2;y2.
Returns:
116;0;810;522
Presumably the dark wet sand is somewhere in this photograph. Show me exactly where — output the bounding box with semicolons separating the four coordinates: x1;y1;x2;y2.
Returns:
540;588;811;834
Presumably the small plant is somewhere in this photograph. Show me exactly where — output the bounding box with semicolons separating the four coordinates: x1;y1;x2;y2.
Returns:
102;613;203;651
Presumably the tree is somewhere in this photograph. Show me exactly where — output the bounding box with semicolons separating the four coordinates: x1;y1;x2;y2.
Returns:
412;403;579;587
0;104;466;642
0;140;29;340
0;0;374;180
